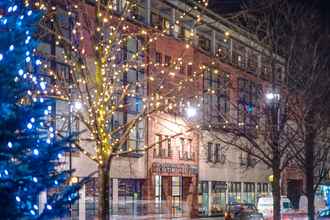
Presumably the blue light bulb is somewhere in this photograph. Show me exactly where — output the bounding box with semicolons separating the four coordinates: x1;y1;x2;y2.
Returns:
0;54;3;61
46;204;52;210
27;10;32;16
9;45;14;51
30;210;36;215
16;196;21;202
13;5;17;12
27;123;33;129
18;69;23;75
40;81;46;90
33;149;39;155
33;177;38;183
8;142;12;148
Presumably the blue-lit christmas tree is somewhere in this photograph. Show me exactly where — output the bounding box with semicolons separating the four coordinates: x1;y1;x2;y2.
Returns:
0;1;82;219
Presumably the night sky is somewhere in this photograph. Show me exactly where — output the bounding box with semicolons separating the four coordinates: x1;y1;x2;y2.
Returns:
209;0;330;27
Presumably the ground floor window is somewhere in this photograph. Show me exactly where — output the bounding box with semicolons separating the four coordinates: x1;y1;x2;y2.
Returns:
229;182;241;204
198;181;209;216
243;182;255;204
155;175;162;202
211;181;226;215
257;182;269;199
172;176;183;217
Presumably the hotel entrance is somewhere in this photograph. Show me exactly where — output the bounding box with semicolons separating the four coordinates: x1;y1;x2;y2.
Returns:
155;175;189;217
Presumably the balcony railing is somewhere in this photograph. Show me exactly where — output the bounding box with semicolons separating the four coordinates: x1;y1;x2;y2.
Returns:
153;148;172;159
179;151;195;161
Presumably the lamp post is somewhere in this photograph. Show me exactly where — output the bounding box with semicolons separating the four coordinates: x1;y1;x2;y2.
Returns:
265;90;282;220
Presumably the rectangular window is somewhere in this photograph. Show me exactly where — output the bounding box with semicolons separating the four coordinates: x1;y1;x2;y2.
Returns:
229;182;241;203
165;136;172;157
187;65;193;77
155;52;162;64
198;35;211;52
164;55;171;67
198;181;209;215
207;142;213;162
203;67;230;124
214;144;220;162
155;175;162;201
237;78;261;132
247;50;258;75
180;138;185;159
243;182;256;204
155;134;162;158
232;40;246;69
188;139;192;160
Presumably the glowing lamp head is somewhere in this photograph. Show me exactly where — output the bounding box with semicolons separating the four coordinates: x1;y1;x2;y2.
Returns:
186;106;197;118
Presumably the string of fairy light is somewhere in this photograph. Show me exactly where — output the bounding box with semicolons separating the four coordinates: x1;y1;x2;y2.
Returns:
0;0;67;216
31;0;259;166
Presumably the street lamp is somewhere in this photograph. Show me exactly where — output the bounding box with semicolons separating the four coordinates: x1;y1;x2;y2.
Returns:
265;92;280;102
186;106;197;118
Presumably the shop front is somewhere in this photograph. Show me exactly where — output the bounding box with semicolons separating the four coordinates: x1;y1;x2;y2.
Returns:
149;162;199;218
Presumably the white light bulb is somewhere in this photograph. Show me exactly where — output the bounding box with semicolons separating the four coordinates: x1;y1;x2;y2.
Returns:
27;123;32;129
33;149;39;155
8;142;12;148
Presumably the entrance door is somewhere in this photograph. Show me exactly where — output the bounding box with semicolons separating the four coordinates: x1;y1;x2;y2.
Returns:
287;179;303;209
172;176;182;217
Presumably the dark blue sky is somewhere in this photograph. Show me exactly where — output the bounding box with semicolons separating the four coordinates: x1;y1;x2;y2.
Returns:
209;0;330;27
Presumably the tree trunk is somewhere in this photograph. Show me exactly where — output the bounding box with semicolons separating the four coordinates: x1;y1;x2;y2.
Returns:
305;111;316;220
98;165;110;220
272;168;281;220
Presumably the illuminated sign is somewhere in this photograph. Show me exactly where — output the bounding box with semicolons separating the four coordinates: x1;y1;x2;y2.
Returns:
151;162;198;175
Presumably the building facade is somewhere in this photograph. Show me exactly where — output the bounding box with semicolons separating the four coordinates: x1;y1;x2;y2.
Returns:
44;0;303;219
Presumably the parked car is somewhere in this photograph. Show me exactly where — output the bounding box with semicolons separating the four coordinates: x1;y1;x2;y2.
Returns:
318;208;330;219
257;196;293;218
225;203;264;220
299;195;326;214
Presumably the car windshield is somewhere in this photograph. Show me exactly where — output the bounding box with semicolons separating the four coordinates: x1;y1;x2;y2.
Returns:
320;209;330;217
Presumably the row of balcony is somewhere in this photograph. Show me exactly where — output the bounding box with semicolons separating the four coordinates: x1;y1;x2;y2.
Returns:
153;148;196;161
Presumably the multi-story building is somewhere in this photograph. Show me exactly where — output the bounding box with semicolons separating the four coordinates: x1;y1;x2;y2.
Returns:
43;0;303;219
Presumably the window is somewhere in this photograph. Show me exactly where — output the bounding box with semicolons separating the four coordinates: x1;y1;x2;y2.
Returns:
130;2;147;23
207;142;213;162
243;182;256;204
203;67;230;124
214;144;220;162
155;52;162;64
216;33;231;63
261;57;271;81
180;138;185;159
211;181;226;215
198;181;209;215
165;135;172;157
247;50;258;75
187;139;192;160
164;55;171;67
172;177;182;217
187;65;193;77
229;182;241;203
207;142;223;163
155;175;162;201
237;78;261;132
232;40;246;69
198;35;211;52
154;134;162;158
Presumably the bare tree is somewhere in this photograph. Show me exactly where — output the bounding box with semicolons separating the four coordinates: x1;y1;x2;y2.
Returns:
216;1;330;219
37;0;208;219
